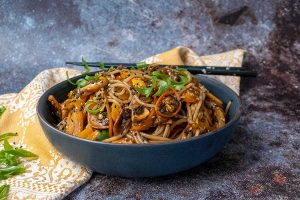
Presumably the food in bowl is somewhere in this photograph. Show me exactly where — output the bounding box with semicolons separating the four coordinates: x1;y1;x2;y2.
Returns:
48;64;228;144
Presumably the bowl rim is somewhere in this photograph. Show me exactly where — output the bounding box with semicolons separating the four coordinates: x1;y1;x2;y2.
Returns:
37;72;241;148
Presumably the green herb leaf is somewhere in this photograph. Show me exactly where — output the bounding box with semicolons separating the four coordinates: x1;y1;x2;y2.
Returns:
4;148;38;158
136;62;148;69
96;130;109;141
171;75;189;90
152;70;169;80
0;152;18;167
0;133;17;141
3;140;13;151
109;66;115;71
99;62;105;69
66;71;77;86
0;106;6;118
136;86;153;98
81;57;90;74
154;80;169;97
0;165;25;180
0;184;9;200
152;75;158;87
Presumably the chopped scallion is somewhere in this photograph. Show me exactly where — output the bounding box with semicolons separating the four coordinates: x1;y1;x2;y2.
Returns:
84;99;106;115
0;106;6;118
96;130;109;141
136;62;148;69
81;57;90;74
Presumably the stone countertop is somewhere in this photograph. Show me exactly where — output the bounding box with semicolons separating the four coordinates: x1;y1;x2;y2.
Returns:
0;0;299;199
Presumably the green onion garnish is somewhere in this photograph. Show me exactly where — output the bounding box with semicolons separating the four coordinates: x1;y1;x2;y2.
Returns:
76;79;89;88
176;67;187;71
81;57;90;74
0;106;6;118
99;62;105;69
136;62;148;69
66;72;89;88
84;99;106;115
0;133;17;141
0;184;9;199
85;74;99;81
0;133;38;181
66;71;77;85
96;130;109;141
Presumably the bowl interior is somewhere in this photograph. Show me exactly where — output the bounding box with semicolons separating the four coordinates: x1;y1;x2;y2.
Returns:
38;72;240;144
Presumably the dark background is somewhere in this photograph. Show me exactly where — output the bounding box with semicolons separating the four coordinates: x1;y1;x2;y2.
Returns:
0;0;299;199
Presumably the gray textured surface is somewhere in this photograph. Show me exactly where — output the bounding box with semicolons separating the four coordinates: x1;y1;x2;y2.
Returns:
0;0;299;199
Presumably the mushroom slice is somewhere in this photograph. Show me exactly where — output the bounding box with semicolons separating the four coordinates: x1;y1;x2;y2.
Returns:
113;108;132;135
48;95;62;119
131;105;150;122
65;110;85;135
88;112;109;129
131;109;155;131
80;77;109;100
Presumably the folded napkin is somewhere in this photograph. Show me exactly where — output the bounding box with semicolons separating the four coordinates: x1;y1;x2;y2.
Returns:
0;46;244;199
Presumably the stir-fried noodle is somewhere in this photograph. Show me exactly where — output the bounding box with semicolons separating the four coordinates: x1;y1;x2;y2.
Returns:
49;65;227;144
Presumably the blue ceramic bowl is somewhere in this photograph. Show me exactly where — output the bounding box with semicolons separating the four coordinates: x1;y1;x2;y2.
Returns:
37;73;241;177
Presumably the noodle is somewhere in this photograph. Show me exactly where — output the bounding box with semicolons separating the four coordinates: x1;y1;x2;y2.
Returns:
134;95;155;108
225;101;232;116
140;133;172;141
162;124;171;138
152;125;165;136
170;118;187;131
49;64;227;144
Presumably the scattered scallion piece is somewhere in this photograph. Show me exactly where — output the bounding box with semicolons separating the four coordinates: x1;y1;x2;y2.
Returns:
3;140;13;151
0;133;17;141
0;106;6;118
96;130;109;141
153;80;169;97
81;57;90;74
0;165;25;180
0;133;38;181
4;149;38;158
0;184;9;200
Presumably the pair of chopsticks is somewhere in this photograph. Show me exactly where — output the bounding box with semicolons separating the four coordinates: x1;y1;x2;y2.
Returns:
65;62;257;77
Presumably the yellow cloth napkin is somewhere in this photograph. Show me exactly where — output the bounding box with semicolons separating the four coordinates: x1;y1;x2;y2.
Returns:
0;46;244;199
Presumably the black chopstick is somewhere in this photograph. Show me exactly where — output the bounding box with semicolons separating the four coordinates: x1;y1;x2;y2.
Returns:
65;61;257;77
